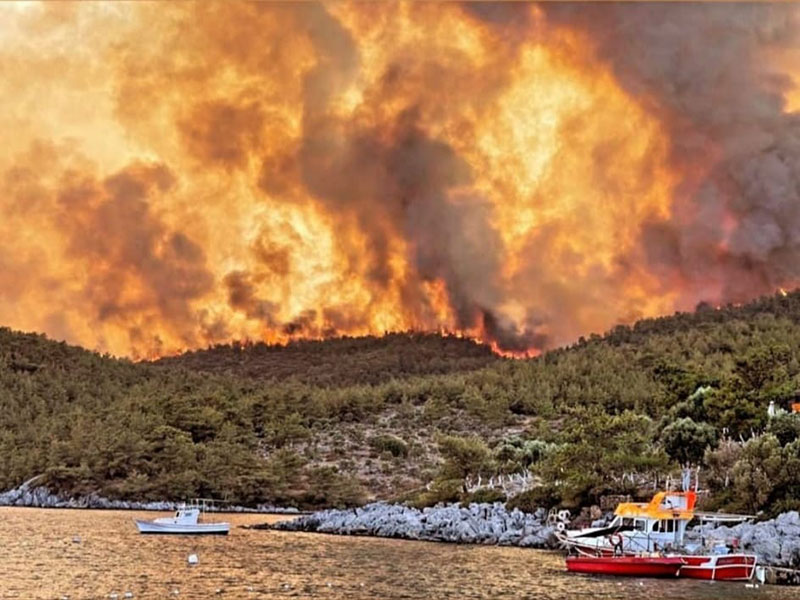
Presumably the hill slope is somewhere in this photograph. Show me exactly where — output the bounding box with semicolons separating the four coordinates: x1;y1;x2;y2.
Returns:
2;291;800;514
153;332;498;386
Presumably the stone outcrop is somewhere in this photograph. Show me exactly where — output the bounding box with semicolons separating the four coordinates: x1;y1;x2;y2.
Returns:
690;511;800;569
0;477;298;513
272;502;556;548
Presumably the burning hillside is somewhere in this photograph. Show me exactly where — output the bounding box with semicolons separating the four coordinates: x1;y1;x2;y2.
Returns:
1;2;799;358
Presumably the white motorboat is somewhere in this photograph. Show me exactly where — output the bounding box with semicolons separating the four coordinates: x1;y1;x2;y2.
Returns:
135;500;230;535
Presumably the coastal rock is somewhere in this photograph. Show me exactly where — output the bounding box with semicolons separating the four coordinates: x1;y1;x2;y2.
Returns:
272;502;556;549
692;512;800;569
0;477;298;513
776;511;800;538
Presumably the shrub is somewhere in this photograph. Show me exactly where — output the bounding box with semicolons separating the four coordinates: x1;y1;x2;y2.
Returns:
506;485;560;512
409;478;463;508
463;487;506;504
369;434;409;458
703;438;742;491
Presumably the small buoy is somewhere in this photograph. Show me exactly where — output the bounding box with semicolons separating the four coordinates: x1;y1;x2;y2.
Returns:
187;554;198;565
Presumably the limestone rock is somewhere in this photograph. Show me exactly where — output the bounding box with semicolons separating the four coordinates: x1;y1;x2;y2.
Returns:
691;512;800;568
272;501;555;549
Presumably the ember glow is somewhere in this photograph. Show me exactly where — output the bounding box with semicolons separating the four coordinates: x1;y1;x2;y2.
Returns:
1;2;799;358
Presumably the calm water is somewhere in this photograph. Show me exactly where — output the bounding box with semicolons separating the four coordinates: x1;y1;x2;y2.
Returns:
0;507;795;600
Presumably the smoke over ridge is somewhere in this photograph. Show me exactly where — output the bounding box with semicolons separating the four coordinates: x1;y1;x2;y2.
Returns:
1;2;799;358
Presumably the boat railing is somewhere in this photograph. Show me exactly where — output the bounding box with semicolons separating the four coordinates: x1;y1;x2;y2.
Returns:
622;532;663;555
180;498;230;513
692;511;755;525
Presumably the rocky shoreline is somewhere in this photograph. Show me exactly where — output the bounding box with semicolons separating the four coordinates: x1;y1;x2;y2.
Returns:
0;478;300;513
270;502;800;583
271;501;558;548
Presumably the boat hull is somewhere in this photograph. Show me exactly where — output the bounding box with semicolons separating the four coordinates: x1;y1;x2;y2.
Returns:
135;520;230;535
566;556;684;577
678;554;756;581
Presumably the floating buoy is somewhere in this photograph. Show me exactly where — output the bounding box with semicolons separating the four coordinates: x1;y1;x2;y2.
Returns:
187;554;198;565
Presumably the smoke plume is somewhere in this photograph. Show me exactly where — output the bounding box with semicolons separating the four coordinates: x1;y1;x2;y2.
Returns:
0;2;799;358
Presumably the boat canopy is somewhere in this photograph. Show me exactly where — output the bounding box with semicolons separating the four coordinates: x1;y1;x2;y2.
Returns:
614;491;696;521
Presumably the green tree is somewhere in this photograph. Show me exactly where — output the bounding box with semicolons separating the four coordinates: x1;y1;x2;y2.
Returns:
660;418;718;466
732;434;783;512
437;435;493;480
767;413;800;446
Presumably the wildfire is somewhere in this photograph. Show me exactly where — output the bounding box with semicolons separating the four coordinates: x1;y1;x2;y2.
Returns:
0;2;799;359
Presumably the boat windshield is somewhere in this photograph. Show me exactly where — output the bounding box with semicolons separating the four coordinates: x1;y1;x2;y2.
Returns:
620;518;646;531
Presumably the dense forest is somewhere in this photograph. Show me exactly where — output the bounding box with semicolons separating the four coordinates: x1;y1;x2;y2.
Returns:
2;291;800;514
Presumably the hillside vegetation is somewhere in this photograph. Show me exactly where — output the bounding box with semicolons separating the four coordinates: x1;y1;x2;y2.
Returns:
2;291;800;514
153;332;498;386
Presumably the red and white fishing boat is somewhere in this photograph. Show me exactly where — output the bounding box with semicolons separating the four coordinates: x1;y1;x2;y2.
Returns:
566;555;685;578
558;481;759;581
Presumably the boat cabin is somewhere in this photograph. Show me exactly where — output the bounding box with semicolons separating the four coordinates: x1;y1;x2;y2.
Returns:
172;507;200;524
607;491;697;551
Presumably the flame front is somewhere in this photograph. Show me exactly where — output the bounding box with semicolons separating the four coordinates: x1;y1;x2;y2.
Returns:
1;2;799;358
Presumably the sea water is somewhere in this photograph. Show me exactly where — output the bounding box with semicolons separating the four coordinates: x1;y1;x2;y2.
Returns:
0;508;794;599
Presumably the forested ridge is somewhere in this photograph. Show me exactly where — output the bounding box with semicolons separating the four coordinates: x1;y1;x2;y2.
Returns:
153;332;499;386
2;291;800;514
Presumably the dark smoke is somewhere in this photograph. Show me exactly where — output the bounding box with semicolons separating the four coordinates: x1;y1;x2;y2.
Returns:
285;5;540;351
542;3;800;309
3;150;215;353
